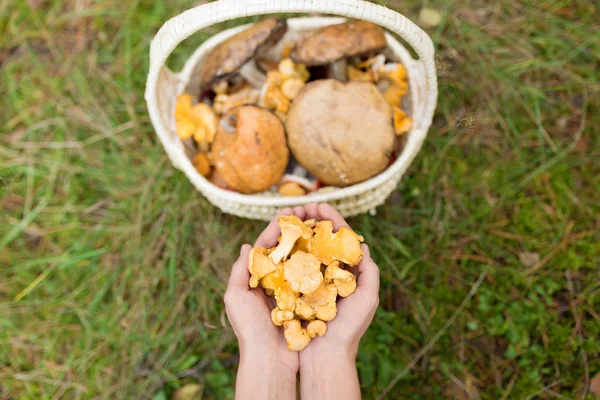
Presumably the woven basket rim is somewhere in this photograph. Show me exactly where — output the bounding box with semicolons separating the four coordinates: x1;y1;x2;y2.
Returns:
171;16;428;207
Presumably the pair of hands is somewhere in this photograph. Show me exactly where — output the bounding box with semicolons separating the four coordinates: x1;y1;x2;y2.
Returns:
224;203;380;399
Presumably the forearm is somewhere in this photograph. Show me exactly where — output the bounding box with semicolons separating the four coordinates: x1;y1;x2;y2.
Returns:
235;349;297;400
300;349;360;400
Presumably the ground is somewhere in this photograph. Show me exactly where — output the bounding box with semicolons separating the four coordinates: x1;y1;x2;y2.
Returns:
1;0;599;399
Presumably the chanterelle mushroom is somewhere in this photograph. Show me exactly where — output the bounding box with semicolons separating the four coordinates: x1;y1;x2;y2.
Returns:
307;319;327;338
294;282;338;321
211;105;289;194
309;220;364;266
283;251;323;295
198;18;287;90
291;20;386;66
271;306;294;326
269;215;313;264
283;318;311;351
248;247;277;288
286;79;394;187
261;264;298;312
324;261;357;297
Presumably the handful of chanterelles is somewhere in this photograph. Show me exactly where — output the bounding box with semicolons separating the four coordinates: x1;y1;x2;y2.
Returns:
248;215;365;351
175;18;412;195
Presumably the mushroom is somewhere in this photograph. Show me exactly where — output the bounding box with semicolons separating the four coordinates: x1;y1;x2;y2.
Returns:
294;282;338;321
307;319;328;338
393;107;413;136
277;174;317;197
283;318;311;351
248;247;277;288
283;251;323;295
324;261;357;297
174;94;218;144
211;105;289;194
291;20;386;67
239;60;267;88
271;306;294;326
278;181;306;197
261;264;298;312
212;85;260;115
286;79;395;187
291;219;317;253
198;18;287;90
191;153;211;177
259;58;310;115
308;220;364;266
208;169;229;189
303;219;317;228
269;216;313;264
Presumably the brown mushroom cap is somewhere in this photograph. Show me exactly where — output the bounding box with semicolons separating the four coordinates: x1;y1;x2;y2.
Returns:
199;18;288;89
211;105;289;193
291;20;386;66
286;79;394;187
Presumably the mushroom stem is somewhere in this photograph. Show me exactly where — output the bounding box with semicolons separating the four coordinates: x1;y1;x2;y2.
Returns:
328;59;348;82
239;60;267;88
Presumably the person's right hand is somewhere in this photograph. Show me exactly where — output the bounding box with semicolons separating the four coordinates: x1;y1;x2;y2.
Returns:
298;203;380;399
299;203;381;362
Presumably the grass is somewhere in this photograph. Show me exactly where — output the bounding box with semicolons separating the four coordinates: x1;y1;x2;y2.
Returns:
1;0;599;398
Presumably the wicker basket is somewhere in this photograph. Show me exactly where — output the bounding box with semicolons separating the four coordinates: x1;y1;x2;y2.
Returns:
145;0;437;221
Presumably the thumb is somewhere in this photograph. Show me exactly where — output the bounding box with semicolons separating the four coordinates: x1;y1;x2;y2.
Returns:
227;244;252;290
355;244;380;298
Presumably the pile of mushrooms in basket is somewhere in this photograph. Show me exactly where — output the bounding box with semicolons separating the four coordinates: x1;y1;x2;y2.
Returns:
175;18;412;195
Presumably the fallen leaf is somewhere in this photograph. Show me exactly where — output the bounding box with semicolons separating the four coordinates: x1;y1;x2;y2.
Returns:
419;8;442;29
173;383;203;400
519;252;540;268
591;372;600;396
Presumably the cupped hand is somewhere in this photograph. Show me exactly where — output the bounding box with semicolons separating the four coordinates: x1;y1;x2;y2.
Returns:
224;206;310;374
299;203;380;360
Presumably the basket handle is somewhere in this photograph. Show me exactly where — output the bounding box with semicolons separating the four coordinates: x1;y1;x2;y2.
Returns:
145;0;437;148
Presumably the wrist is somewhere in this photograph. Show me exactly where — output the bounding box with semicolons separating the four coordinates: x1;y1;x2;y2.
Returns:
240;346;299;374
237;347;298;400
300;341;357;376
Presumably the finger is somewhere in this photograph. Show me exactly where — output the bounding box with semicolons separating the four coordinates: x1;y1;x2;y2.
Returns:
304;202;320;220
227;244;253;290
355;244;380;296
254;208;293;248
318;203;350;230
292;206;306;220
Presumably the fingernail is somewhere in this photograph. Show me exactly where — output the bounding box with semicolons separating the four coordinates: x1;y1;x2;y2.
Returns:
279;207;292;215
361;243;370;256
240;244;251;255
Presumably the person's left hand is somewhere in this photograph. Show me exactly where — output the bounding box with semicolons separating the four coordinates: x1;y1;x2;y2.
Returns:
224;206;310;375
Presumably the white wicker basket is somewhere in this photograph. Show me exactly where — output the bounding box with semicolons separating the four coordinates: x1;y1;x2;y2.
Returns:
145;0;437;221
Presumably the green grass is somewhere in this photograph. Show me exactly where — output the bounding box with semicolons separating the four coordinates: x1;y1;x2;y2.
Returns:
1;0;599;398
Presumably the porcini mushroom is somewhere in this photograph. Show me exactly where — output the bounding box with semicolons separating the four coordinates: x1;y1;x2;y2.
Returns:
283;251;323;295
291;20;386;67
307;319;328;338
309;220;364;266
248;247;277;288
324;261;357;297
269;216;313;264
286;79;395;186
198;18;287;90
211;106;289;194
